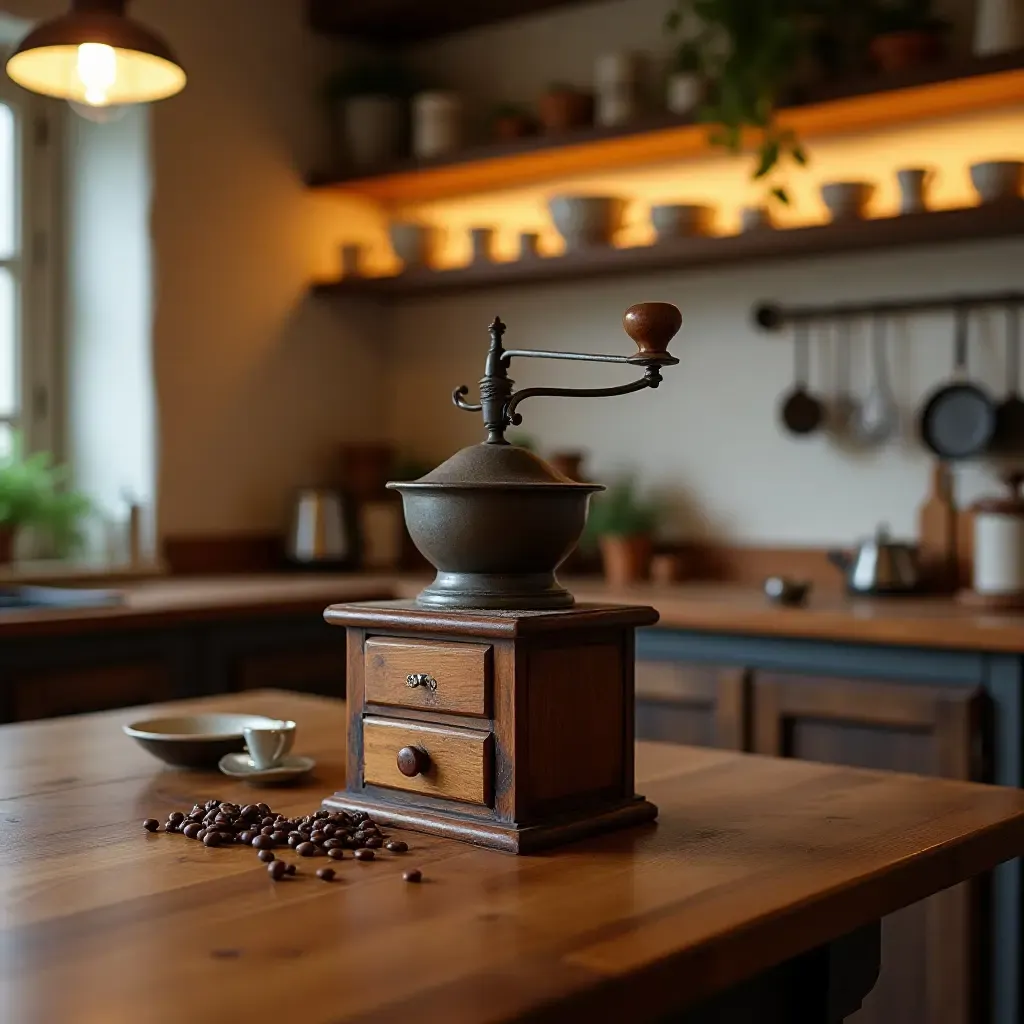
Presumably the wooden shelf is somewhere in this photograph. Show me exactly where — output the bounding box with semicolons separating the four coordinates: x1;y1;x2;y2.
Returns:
307;0;597;44
309;52;1024;205
310;201;1024;299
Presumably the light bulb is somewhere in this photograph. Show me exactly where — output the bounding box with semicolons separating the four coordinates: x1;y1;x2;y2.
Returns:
76;42;117;107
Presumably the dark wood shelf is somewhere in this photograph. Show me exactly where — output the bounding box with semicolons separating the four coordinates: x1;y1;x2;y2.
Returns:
310;201;1024;299
307;0;599;44
308;51;1024;204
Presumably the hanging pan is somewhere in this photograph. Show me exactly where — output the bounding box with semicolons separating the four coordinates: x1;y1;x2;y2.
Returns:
779;320;824;436
919;306;996;459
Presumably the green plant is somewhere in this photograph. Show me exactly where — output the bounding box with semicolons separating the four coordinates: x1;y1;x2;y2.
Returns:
0;435;90;553
665;0;827;204
323;62;418;103
583;480;659;541
870;0;948;34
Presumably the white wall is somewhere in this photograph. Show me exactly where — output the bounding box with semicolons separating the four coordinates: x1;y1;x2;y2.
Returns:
386;0;1023;546
1;0;390;539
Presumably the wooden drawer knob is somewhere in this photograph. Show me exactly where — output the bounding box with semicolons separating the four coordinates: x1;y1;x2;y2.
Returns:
396;745;431;777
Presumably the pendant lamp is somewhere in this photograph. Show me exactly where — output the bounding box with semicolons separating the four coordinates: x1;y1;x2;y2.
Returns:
6;0;185;107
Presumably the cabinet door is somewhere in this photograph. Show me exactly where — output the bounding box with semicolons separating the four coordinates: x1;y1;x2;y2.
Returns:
635;661;749;750
205;618;347;698
753;673;989;1024
12;661;176;721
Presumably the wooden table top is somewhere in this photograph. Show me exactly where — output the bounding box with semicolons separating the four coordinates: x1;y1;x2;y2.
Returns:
4;691;1024;1024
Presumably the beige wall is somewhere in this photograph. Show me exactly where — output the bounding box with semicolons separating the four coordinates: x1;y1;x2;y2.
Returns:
387;0;1024;547
3;0;389;538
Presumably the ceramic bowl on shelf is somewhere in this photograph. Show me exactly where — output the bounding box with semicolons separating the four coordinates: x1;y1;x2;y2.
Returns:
970;161;1024;203
123;713;282;769
650;203;712;241
820;181;875;222
388;221;437;270
547;195;626;250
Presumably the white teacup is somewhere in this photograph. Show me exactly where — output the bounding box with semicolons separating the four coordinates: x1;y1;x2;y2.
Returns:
243;719;296;770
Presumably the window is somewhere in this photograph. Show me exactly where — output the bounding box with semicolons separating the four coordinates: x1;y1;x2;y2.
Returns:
0;66;59;463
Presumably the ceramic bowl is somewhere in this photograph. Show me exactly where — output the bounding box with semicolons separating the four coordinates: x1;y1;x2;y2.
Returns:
820;181;875;222
548;195;625;249
123;713;281;769
388;221;437;269
763;576;812;607
650;203;712;241
970;161;1024;203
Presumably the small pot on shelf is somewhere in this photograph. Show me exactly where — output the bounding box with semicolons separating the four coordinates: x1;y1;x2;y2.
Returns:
869;29;945;72
492;105;535;141
538;84;592;134
599;534;654;587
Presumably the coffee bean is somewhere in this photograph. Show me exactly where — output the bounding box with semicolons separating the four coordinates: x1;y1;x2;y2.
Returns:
385;840;408;853
316;867;335;881
327;848;345;861
267;860;288;881
402;869;422;883
167;811;185;826
257;849;275;863
321;824;336;838
143;818;159;832
260;826;275;836
285;863;296;875
182;823;202;840
261;817;276;828
287;835;303;848
203;832;222;848
270;831;288;844
295;842;317;857
322;839;342;852
310;832;325;845
354;849;374;862
365;837;383;849
205;799;220;811
252;835;275;851
238;830;256;844
240;804;259;819
315;810;329;819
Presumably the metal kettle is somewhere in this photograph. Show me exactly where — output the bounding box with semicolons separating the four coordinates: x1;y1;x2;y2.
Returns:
828;524;920;595
287;489;354;567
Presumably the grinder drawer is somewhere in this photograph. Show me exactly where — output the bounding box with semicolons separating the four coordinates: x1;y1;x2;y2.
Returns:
364;636;491;717
362;717;493;806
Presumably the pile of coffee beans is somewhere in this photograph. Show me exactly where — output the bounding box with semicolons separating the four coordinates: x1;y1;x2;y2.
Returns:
144;799;423;884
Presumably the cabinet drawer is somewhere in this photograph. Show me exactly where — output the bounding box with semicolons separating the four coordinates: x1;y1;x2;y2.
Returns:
364;637;491;717
363;717;492;806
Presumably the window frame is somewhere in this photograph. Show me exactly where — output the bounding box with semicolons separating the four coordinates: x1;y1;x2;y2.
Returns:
0;69;61;461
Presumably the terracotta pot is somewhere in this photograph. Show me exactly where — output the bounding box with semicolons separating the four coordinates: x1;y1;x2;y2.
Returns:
599;534;653;587
0;526;14;566
538;89;592;134
494;114;534;141
870;30;944;73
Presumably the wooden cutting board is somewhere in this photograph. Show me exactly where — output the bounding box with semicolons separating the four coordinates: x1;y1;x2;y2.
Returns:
917;461;957;591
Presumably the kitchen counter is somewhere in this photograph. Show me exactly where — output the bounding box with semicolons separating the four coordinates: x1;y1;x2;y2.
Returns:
4;689;1024;1023
4;572;1024;652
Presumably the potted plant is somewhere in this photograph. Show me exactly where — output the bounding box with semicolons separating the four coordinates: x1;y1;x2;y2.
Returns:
537;82;593;134
664;0;819;206
491;103;536;141
584;480;658;586
666;40;705;117
869;0;948;72
0;438;90;565
324;62;415;170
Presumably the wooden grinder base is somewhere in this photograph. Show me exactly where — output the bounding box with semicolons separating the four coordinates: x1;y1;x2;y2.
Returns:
321;600;660;854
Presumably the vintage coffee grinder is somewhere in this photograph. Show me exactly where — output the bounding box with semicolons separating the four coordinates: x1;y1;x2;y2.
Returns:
322;302;681;852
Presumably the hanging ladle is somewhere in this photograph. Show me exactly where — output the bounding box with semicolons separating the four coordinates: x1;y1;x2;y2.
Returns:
780;321;824;436
853;314;900;446
994;304;1024;453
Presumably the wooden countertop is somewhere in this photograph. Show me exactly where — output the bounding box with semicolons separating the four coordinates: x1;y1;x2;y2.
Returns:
565;580;1024;654
5;571;1024;652
0;574;395;636
4;690;1024;1023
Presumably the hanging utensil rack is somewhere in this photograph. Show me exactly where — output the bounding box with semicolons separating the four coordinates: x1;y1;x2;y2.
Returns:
755;291;1024;331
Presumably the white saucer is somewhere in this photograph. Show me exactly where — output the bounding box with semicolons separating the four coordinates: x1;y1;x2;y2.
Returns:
217;752;316;785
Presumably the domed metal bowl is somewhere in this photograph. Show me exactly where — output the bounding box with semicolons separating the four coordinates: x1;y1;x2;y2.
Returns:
389;444;602;610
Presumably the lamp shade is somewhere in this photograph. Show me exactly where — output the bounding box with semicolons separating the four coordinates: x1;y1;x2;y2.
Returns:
5;0;185;107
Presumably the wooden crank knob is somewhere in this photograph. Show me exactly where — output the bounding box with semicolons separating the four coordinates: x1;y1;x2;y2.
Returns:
397;746;430;777
622;302;682;357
